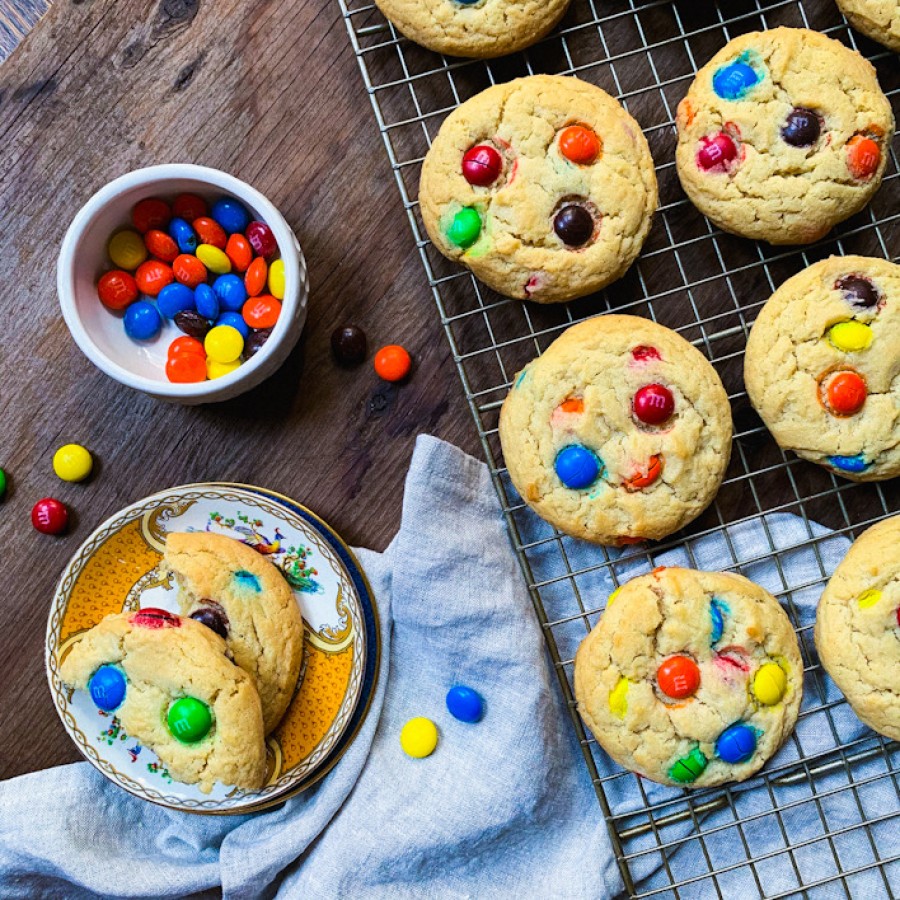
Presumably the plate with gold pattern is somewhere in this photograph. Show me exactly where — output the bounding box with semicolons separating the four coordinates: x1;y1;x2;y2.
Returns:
46;484;380;814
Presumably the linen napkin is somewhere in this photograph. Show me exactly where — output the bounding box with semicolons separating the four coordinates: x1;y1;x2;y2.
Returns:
0;435;894;899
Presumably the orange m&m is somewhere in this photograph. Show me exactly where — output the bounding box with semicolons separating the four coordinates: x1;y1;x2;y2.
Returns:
624;454;663;492
657;655;700;700
172;253;207;289
165;353;206;384
847;135;881;180
823;370;867;416
225;233;253;272
97;270;138;310
169;336;206;358
144;229;179;263
559;125;601;165
242;295;281;329
134;259;174;296
192;216;227;250
374;344;412;382
245;257;268;297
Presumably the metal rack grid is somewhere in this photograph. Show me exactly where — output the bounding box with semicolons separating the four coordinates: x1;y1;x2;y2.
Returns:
337;0;900;895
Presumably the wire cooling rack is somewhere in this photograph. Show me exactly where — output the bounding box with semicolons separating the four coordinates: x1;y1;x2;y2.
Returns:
338;1;900;895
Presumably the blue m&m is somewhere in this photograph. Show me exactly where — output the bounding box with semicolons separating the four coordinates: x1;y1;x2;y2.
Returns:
211;197;251;235
713;61;759;100
710;598;727;644
827;454;870;474
124;301;162;340
446;685;485;723
157;282;195;319
194;283;220;320
715;722;757;764
213;273;248;312
168;217;197;254
555;444;603;490
88;664;127;711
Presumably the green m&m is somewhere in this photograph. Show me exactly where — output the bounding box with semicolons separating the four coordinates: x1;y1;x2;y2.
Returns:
668;746;708;784
447;207;482;249
167;697;212;743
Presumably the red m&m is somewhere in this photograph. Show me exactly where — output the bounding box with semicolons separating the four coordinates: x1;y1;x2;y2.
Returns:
697;133;738;172
822;370;867;417
657;655;700;699
32;498;68;535
462;145;503;187
97;270;138;310
633;383;675;426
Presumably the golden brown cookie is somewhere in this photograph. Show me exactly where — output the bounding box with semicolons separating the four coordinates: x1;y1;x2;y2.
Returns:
837;0;900;52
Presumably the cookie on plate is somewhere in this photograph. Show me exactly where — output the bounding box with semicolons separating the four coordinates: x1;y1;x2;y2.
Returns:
574;567;803;787
675;28;894;244
499;315;732;545
58;609;267;793
374;0;571;59
836;0;900;52
815;515;900;741
745;256;900;481
419;74;658;303
163;532;304;734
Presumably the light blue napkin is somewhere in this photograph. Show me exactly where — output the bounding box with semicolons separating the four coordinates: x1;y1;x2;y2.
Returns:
0;436;894;898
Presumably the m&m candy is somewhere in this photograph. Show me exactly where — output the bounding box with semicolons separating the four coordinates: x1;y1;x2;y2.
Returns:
462;145;503;186
0;469;6;499
144;229;179;263
554;205;594;247
207;358;241;380
827;321;873;353
216;311;250;339
135;260;174;296
697;133;737;171
657;655;700;699
836;275;879;309
225;233;253;272
400;717;438;758
823;371;867;416
245;257;268;297
847;135;881;180
211;197;251;234
243;295;281;329
174;310;211;340
197;244;232;275
205;325;244;364
447;207;482;249
374;344;412;382
172;192;207;222
633;383;675;426
169;335;205;358
246;221;277;260
97;270;138;310
781;107;821;148
712;61;758;100
244;329;271;358
167;697;212;743
166;353;206;384
53;444;93;482
88;665;126;711
193;216;227;249
173;253;207;288
124;302;163;341
169;217;198;254
332;325;367;366
157;283;196;319
828;453;869;474
559;125;601;165
715;723;757;764
446;685;485;723
555;444;602;489
213;274;247;311
669;746;708;783
194;283;219;320
190;602;229;638
268;259;285;300
32;497;68;535
132;198;170;233
108;230;147;270
752;662;786;706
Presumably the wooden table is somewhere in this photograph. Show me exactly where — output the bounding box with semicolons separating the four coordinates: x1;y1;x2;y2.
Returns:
0;0;479;780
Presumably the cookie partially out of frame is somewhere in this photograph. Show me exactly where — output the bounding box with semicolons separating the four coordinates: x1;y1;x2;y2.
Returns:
575;567;803;787
815;515;900;741
837;0;900;52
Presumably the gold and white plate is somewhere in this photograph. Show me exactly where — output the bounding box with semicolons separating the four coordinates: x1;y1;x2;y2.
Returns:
46;484;380;814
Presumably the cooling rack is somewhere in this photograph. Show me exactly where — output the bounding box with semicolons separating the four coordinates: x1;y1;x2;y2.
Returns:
337;0;900;895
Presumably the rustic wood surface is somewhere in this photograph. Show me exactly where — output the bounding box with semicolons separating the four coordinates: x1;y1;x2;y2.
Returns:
0;0;480;779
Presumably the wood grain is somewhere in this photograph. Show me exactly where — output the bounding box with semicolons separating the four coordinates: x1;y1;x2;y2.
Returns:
0;0;479;779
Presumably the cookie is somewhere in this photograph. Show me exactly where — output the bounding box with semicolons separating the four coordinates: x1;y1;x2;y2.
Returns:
163;532;304;734
815;515;900;741
837;0;900;52
58;609;267;793
745;256;900;481
498;315;732;545
373;0;571;59
574;567;803;787
419;75;658;303
675;28;894;244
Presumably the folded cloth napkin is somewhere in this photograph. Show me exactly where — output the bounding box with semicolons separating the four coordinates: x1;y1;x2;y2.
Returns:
0;436;894;899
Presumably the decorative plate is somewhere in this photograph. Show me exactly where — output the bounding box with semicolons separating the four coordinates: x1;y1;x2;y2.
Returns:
46;484;380;814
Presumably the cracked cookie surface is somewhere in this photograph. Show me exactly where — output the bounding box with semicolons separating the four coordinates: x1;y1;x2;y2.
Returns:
499;315;732;545
59;610;267;793
163;532;304;734
374;0;571;58
745;256;900;481
574;567;803;787
419;75;658;303
837;0;900;51
675;28;894;244
815;515;900;741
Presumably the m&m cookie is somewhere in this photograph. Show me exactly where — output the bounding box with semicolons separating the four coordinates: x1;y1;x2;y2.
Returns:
745;256;899;481
373;0;571;59
419;75;658;303
675;28;894;244
499;316;731;545
836;0;900;52
815;515;900;742
574;568;803;787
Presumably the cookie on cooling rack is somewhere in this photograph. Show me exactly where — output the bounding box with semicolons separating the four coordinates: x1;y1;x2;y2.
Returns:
373;0;571;59
815;515;900;741
163;531;304;734
675;27;894;244
574;567;803;787
498;315;732;546
419;74;658;303
58;609;267;793
745;256;900;482
836;0;900;52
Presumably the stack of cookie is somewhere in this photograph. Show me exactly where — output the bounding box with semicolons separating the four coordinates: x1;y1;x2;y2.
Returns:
59;533;304;793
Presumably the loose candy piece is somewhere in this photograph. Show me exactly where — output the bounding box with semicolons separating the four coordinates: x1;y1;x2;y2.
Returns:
172;253;207;289
836;275;879;309
211;197;251;234
88;665;127;712
144;229;179;263
710;598;727;644
53;444;93;482
823;371;867;417
32;497;68;535
374;344;412;381
166;353;207;384
331;325;367;366
190;602;229;638
624;454;663;492
268;259;285;300
97;270;139;310
246;221;277;260
205;325;244;364
108;230;148;270
857;588;882;609
193;217;228;250
559;125;601;164
400;717;438;758
197;244;232;275
157;283;196;319
553;204;594;247
715;723;757;764
657;655;700;699
828;453;869;473
135;260;174;296
214;274;248;312
124;301;162;341
781;108;821;147
168;217;198;254
243;295;281;329
207;358;241;380
555;444;602;489
669;747;708;784
446;685;485;723
633;383;675;426
447;207;482;249
697;133;738;172
609;677;629;718
195;283;219;320
172;193;208;222
216;311;250;339
827;321;873;353
245;257;268;297
132;198;171;234
847;135;881;180
712;61;759;100
462;144;503;186
167;696;213;743
225;233;253;273
752;662;787;705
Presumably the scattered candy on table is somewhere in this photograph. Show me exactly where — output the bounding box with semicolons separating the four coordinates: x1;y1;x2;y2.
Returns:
95;193;284;383
53;444;93;482
400;717;439;758
32;497;69;535
446;685;485;723
331;324;367;366
374;344;412;382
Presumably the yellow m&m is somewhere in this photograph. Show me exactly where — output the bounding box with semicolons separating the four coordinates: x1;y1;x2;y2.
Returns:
204;325;244;364
268;258;285;300
609;677;629;718
827;321;873;353
857;589;882;609
108;229;147;271
752;662;787;706
400;717;438;758
52;444;93;482
196;243;232;275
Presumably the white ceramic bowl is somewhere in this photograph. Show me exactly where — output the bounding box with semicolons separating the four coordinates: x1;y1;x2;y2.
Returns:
58;164;309;404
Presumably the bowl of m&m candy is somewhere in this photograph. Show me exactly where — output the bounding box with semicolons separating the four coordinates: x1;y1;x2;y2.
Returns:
58;164;309;403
